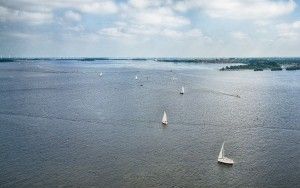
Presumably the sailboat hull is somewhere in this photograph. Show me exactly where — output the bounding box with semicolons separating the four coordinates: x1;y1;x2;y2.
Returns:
218;157;234;165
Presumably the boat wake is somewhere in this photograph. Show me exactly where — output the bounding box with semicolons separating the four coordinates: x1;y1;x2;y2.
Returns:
199;88;240;98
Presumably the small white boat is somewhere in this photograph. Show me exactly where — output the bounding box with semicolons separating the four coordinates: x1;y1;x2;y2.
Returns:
180;86;184;94
99;72;103;77
135;75;138;80
162;111;168;125
218;142;234;165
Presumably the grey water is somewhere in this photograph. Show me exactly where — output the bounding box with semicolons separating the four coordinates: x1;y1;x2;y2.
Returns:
0;59;299;187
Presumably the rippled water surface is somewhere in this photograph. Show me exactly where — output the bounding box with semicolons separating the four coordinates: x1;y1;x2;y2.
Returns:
0;60;299;187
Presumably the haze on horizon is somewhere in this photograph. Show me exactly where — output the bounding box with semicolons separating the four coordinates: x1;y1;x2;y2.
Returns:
1;0;300;58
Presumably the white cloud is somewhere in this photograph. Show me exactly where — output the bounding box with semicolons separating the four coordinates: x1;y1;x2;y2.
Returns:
174;0;296;20
231;31;249;40
128;0;174;9
0;5;53;25
98;23;204;40
185;29;203;37
160;29;183;38
1;31;36;39
1;0;296;26
64;10;81;22
0;1;119;25
66;25;85;32
0;0;299;57
132;7;190;28
99;1;195;41
128;0;153;9
0;0;119;17
78;1;118;14
98;27;132;38
118;1;190;28
277;21;300;39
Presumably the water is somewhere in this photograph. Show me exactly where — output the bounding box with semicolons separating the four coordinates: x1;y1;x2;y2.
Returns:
0;59;299;187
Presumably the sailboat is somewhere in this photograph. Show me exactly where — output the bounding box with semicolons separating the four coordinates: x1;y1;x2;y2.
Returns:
99;72;103;77
162;111;168;125
218;142;234;165
180;86;184;94
135;75;138;80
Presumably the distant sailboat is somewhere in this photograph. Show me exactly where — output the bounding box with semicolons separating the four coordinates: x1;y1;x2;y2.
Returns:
218;142;234;165
99;72;103;77
162;111;168;125
180;86;184;94
135;75;138;80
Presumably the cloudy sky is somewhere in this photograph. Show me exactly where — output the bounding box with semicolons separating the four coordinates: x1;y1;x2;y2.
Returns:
0;0;300;57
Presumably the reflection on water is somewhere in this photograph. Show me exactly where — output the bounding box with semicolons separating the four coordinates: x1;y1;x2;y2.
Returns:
0;60;299;187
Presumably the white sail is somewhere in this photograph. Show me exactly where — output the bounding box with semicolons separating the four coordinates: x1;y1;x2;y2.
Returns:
180;86;184;94
99;72;102;76
162;111;168;125
135;75;138;79
218;142;234;165
218;142;224;159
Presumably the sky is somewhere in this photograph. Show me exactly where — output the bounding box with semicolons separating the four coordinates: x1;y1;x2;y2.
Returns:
0;0;300;58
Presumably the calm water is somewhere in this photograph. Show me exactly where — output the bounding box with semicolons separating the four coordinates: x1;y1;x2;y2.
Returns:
0;60;299;187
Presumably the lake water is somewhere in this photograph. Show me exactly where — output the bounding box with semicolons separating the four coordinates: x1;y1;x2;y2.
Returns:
0;59;299;187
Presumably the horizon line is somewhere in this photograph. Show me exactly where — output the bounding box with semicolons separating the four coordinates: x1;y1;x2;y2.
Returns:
1;56;300;59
